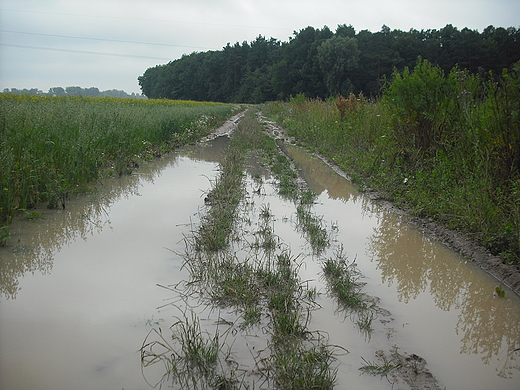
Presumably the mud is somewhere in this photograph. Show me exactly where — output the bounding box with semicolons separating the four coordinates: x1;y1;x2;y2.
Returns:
259;112;520;297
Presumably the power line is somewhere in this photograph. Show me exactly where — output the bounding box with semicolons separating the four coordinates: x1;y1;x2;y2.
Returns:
0;7;293;32
0;29;219;50
0;43;173;60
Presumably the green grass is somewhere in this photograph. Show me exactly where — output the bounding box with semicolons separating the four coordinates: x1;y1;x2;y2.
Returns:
296;204;330;254
0;94;238;227
321;246;375;337
141;310;237;389
359;355;401;378
263;61;520;265
196;145;246;251
322;256;367;311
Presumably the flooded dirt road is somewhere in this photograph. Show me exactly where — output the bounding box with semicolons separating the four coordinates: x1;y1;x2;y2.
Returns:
1;126;519;389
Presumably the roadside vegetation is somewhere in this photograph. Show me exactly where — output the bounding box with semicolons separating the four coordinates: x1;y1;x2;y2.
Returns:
263;58;520;266
0;94;238;242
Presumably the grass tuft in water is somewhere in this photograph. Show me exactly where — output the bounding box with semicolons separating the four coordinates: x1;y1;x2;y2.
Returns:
322;247;368;312
272;342;337;389
141;310;237;389
359;354;401;377
322;245;376;337
296;204;330;254
264;252;337;389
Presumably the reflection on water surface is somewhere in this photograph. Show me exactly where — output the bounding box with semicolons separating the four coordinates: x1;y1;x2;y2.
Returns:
282;143;520;387
0;138;519;390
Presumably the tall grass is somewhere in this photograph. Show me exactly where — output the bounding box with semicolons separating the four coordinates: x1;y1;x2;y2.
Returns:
0;94;237;229
263;59;520;265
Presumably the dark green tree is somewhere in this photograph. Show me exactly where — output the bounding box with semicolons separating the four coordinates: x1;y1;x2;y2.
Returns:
318;35;360;95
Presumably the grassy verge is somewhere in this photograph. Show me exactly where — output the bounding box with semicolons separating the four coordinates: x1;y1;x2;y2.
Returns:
263;60;520;265
0;94;238;234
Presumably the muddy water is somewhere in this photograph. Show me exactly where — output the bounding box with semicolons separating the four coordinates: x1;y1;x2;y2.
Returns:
282;144;520;389
1;136;519;390
0;138;228;390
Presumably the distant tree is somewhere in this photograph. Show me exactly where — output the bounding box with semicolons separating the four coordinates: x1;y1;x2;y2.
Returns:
65;86;83;96
2;88;43;95
49;87;66;96
336;24;356;38
84;87;100;97
318;36;360;95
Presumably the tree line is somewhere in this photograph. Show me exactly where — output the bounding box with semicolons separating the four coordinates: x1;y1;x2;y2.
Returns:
138;24;520;103
2;86;146;99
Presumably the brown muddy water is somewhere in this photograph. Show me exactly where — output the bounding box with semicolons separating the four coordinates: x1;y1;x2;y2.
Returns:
1;135;519;390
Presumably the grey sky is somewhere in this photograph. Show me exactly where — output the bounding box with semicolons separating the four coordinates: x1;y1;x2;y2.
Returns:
1;0;519;94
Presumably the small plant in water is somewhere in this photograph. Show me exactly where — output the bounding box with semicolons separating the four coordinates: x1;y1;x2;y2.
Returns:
356;310;375;336
359;354;401;377
141;310;234;389
0;225;10;247
322;248;367;312
495;285;506;297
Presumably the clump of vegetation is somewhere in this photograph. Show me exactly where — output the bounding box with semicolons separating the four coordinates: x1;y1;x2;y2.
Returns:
196;145;246;251
264;252;337;389
0;225;9;247
263;59;520;265
321;246;374;336
141;310;240;389
360;348;441;389
296;204;329;254
0;94;238;229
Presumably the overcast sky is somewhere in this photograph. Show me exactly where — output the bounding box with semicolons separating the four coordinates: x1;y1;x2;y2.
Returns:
1;0;519;94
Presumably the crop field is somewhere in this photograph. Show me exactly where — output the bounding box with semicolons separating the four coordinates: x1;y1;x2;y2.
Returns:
0;94;238;237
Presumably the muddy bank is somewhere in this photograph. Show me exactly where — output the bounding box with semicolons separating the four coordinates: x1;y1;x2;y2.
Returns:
259;112;520;297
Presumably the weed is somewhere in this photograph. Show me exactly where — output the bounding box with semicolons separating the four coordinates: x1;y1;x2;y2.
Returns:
359;355;401;377
322;247;370;315
296;204;330;254
300;189;317;205
141;310;229;389
272;343;337;389
0;225;10;247
259;203;273;220
496;285;506;297
241;306;262;328
356;310;375;336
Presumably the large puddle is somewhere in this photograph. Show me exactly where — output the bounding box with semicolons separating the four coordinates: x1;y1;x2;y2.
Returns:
1;135;519;389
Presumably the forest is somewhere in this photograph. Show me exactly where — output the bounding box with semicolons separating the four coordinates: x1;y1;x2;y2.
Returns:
138;24;520;103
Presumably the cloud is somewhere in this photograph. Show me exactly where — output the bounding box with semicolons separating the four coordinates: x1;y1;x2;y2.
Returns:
1;0;518;93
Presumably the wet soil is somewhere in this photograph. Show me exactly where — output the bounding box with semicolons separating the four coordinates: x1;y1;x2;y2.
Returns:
259;112;520;297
